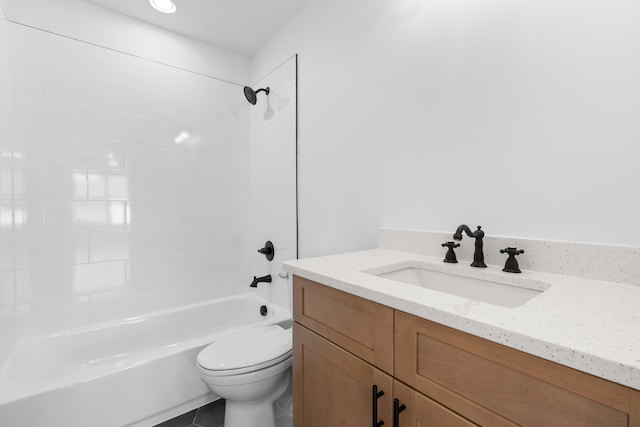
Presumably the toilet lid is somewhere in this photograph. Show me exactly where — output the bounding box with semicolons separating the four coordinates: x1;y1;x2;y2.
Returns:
198;325;292;372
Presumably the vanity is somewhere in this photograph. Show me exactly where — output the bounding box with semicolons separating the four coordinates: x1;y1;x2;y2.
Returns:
285;228;640;426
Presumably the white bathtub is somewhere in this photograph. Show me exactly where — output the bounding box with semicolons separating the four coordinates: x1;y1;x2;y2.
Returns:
0;294;291;427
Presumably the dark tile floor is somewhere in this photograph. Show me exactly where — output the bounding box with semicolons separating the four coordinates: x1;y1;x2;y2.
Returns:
154;399;225;427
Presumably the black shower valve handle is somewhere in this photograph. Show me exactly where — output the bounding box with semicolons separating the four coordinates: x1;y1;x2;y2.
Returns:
257;241;275;261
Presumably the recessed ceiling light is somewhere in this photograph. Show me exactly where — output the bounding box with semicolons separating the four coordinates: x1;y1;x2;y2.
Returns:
150;0;177;14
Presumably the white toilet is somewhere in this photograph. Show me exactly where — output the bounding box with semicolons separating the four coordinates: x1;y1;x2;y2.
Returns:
196;325;293;427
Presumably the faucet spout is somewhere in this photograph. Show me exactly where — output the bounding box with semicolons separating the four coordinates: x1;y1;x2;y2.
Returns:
453;224;474;241
250;274;272;288
452;224;487;268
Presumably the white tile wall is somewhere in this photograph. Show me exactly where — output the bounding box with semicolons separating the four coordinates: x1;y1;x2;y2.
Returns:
11;59;41;98
0;22;253;338
0;236;13;271
12;200;45;233
89;231;131;262
84;75;124;110
13;166;87;200
127;144;188;175
10;24;84;73
0;19;11;134
0;272;15;308
42;66;85;104
88;171;129;200
13;232;89;267
249;56;297;311
157;64;213;101
84;43;156;89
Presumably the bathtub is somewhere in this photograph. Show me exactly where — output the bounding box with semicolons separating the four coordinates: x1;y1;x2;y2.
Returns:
0;294;291;427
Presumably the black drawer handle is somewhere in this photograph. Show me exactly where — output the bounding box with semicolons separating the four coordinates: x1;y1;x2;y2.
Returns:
393;398;406;427
372;385;385;427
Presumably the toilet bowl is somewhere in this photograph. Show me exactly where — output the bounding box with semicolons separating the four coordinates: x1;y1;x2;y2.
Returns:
197;325;292;427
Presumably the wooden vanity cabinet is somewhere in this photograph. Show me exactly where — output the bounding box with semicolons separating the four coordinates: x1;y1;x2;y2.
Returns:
293;276;640;427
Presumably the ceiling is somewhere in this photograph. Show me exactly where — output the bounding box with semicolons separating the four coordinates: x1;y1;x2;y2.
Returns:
84;0;311;57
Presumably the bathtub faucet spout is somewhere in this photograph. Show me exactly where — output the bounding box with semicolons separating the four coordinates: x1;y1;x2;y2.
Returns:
250;274;272;288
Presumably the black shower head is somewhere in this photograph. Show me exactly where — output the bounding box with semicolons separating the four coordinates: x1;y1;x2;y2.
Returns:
243;86;270;105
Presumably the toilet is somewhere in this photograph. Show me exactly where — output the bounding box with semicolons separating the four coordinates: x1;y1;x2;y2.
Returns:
196;325;293;427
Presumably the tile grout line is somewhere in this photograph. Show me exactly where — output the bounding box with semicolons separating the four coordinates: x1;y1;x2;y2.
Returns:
191;406;201;426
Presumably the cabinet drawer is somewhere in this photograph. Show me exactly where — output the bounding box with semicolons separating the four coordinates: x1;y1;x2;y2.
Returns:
395;310;635;427
293;275;394;374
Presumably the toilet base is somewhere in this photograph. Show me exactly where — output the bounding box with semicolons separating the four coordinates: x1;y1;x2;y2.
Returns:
221;369;291;427
224;400;277;427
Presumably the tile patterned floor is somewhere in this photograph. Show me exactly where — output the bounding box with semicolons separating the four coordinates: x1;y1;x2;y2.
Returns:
154;399;225;427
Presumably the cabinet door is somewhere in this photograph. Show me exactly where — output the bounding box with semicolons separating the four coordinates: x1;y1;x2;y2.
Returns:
293;276;394;374
294;323;393;427
394;380;478;427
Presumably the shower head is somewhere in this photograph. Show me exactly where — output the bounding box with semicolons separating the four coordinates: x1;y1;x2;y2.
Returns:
243;86;270;105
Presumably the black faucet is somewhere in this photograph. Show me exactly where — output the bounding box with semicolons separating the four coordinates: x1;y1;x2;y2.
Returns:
250;274;272;288
453;225;487;268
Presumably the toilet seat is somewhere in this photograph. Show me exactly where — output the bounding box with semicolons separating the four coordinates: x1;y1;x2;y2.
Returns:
197;325;292;376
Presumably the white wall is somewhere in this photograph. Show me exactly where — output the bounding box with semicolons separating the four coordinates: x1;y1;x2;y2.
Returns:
253;0;640;257
0;0;250;83
0;16;251;341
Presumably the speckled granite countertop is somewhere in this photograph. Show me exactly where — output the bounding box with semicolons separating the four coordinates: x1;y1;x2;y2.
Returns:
284;246;640;391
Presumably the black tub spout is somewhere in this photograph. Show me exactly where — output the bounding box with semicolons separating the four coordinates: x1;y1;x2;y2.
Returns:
250;274;272;288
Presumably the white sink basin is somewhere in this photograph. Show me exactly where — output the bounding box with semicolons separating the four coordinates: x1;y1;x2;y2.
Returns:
376;266;544;308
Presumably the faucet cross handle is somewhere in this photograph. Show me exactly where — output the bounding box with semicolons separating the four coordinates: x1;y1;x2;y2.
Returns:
441;241;461;263
500;247;525;273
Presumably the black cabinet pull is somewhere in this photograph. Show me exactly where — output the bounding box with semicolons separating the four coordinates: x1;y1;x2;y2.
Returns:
393;398;406;427
372;385;385;427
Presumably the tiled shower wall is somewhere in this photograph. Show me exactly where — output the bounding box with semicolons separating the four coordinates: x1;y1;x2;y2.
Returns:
0;20;251;345
249;56;297;312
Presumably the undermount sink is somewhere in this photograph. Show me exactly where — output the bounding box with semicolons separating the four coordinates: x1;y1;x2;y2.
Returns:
374;266;545;308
